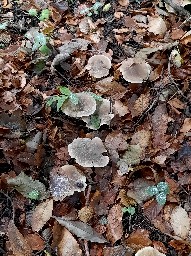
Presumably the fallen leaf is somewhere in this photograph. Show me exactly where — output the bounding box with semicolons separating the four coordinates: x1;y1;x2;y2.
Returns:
31;199;53;232
7;220;32;256
55;217;108;243
50;165;87;201
25;233;45;251
148;16;167;35
170;205;190;238
107;204;123;244
180;118;191;133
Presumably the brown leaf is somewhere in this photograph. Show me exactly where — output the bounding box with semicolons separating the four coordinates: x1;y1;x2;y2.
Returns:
7;220;32;256
126;229;152;251
180;118;191;133
25;234;45;251
107;205;123;244
31;199;53;232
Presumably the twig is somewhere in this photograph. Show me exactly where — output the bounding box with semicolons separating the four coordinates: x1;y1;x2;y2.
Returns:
85;185;91;206
0;190;15;221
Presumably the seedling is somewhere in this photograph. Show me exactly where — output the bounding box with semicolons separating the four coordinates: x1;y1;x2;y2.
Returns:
122;206;135;215
46;86;79;111
145;181;169;205
28;190;40;200
28;8;50;21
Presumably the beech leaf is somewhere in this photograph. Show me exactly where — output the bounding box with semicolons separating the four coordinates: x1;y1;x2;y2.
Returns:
55;217;108;243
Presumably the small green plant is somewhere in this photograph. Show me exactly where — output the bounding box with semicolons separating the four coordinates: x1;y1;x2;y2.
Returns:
28;8;50;21
28;190;40;200
122;206;135;215
146;181;169;206
46;86;79;111
25;29;51;55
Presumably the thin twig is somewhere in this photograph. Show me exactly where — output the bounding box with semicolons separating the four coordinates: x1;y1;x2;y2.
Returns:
84;240;90;256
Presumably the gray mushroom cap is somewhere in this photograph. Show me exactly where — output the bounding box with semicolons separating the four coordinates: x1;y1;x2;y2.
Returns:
68;137;109;167
86;55;112;78
61;92;97;117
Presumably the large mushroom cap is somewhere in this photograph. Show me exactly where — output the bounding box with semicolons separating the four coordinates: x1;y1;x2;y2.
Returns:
62;92;97;117
86;55;112;78
119;58;151;83
68;137;109;167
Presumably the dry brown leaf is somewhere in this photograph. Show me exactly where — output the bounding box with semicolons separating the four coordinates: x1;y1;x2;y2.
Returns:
126;229;152;251
58;227;82;256
7;220;32;256
170;206;190;239
118;0;129;6
133;93;150;116
180;118;191;133
25;233;45;251
114;100;130;117
78;206;94;223
31;199;53;232
148;16;167;35
107;204;123;244
131;130;151;150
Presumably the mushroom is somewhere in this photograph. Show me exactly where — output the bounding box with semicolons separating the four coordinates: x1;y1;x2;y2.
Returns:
82;98;114;129
86;54;112;78
68;137;109;167
50;165;87;201
119;58;151;83
135;247;166;256
62;92;96;117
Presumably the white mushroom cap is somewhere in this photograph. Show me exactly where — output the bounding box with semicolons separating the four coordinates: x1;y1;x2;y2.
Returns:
86;55;112;78
68;137;109;167
62;92;96;117
119;58;151;83
135;247;166;256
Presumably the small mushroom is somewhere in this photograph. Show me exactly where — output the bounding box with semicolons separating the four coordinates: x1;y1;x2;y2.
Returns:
86;54;112;78
82;98;114;129
119;58;151;83
62;92;97;117
68;137;109;167
135;247;166;256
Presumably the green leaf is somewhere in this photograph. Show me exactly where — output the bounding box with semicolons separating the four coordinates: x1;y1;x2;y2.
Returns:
88;92;103;101
28;8;38;16
146;185;158;196
156;192;167;205
126;206;135;215
59;86;71;96
39;9;50;21
28;190;40;200
0;22;8;30
33;60;46;74
39;45;51;55
103;3;111;12
6;172;48;200
46;96;59;107
90;114;101;129
156;182;169;194
56;95;68;111
69;93;79;105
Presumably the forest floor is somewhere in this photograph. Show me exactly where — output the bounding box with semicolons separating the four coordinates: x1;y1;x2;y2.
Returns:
0;0;191;255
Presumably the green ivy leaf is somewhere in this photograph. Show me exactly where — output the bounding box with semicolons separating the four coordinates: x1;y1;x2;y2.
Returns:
56;95;68;111
39;9;50;21
156;182;169;194
156;192;167;205
39;45;51;55
59;86;71;96
28;190;40;200
146;185;158;196
28;8;38;16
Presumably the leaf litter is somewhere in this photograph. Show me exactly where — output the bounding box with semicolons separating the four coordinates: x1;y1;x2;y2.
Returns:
1;0;191;255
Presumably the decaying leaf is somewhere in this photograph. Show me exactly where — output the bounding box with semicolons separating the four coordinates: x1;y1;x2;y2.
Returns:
86;54;112;78
7;220;32;256
55;217;108;243
50;165;87;201
117;145;142;175
7;172;48;200
68;137;109;167
62;92;97;117
135;246;166;256
119;58;151;83
105;131;128;162
170;206;190;238
148;16;167;35
103;245;134;256
31;199;53;232
78;206;94;223
131;130;151;152
107;204;123;244
180;118;191;134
